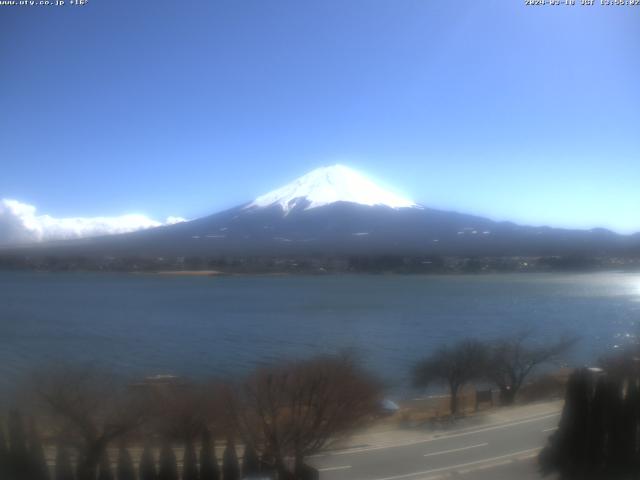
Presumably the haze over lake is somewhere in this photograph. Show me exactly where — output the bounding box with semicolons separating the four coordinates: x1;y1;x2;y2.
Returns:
1;272;639;396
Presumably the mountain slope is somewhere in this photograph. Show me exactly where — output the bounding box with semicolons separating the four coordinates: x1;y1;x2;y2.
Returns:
2;165;638;259
8;202;634;259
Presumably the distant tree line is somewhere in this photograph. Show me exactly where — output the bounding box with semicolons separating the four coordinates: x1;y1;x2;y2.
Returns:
413;331;577;415
0;253;635;274
0;354;381;480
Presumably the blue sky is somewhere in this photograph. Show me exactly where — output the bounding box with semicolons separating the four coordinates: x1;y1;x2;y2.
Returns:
1;0;639;232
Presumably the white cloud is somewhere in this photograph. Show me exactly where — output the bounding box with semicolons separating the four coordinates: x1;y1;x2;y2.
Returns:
0;199;187;246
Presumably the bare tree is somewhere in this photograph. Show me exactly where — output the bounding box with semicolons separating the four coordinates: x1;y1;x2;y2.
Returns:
413;339;488;416
152;382;209;442
149;378;229;444
486;331;576;405
233;354;381;477
31;365;149;480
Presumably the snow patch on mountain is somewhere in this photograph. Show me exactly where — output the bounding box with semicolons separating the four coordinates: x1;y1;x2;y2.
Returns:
247;165;420;213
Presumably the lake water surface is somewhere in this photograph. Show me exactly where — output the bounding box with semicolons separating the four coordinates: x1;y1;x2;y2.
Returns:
1;272;639;396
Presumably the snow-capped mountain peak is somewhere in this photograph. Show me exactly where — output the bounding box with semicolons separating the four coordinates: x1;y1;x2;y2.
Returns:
247;165;420;213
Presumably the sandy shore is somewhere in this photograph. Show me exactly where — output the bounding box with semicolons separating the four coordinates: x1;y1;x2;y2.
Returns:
143;270;292;277
150;270;225;276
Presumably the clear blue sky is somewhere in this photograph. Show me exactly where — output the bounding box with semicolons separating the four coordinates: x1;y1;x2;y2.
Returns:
1;0;639;232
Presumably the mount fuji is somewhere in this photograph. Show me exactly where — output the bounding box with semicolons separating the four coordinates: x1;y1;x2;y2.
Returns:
246;164;420;213
4;165;638;261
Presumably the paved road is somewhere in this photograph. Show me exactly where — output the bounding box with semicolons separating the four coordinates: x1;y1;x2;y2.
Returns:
309;408;561;480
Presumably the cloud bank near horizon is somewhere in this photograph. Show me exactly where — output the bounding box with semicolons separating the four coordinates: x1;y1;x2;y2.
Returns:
0;199;186;246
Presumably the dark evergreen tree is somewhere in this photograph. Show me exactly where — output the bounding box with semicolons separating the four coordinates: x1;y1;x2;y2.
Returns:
54;443;74;480
539;368;592;478
586;375;608;474
139;444;157;480
182;439;199;480
241;444;260;478
75;452;91;480
158;442;178;480
97;450;114;480
629;379;640;471
222;439;239;480
607;378;628;476
258;450;276;479
0;422;8;480
539;366;640;479
116;446;136;480
8;410;30;480
28;419;51;480
621;379;639;472
199;428;219;480
295;463;319;480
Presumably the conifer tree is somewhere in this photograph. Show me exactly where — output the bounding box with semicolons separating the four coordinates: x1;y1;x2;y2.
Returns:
241;444;260;478
608;378;627;475
54;443;74;480
8;410;30;480
539;368;592;478
139;443;157;480
158;442;178;480
0;422;8;479
627;379;640;470
259;450;276;480
621;379;639;472
116;446;136;480
183;439;199;480
28;419;51;480
199;428;219;480
222;439;239;480
97;450;114;480
586;375;607;473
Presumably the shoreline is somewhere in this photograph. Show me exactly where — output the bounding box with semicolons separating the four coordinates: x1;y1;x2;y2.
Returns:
138;270;293;277
144;270;226;276
1;268;638;277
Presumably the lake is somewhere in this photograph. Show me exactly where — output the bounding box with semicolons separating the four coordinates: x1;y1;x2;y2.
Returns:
1;271;639;397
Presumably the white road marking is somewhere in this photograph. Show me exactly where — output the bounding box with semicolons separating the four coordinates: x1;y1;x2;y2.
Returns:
320;412;560;457
318;465;352;472
454;450;540;476
423;442;488;457
372;447;542;480
542;426;557;432
431;413;560;441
